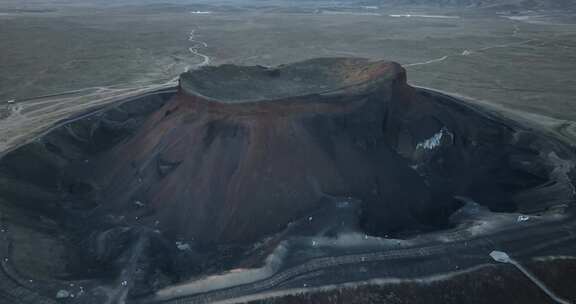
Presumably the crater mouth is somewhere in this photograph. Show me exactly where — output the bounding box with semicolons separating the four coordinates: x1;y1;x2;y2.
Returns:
0;58;574;303
179;57;393;102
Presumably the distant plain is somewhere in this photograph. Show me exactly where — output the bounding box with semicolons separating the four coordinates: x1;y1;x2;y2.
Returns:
1;1;575;121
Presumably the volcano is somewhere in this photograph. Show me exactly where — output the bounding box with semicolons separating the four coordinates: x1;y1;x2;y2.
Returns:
0;58;574;303
86;58;448;244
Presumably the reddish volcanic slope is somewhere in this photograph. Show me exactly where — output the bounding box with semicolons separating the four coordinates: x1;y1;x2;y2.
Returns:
69;57;565;244
85;58;434;243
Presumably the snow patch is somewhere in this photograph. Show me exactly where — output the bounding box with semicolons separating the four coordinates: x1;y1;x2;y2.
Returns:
416;127;452;151
175;241;191;251
56;290;71;299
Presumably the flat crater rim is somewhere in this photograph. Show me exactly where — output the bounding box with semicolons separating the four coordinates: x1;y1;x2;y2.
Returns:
179;57;398;103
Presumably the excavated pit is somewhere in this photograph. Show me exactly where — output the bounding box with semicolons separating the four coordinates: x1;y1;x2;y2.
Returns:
0;58;574;301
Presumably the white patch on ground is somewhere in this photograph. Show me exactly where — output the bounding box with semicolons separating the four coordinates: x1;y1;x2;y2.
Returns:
154;242;289;300
501;15;548;25
489;250;511;263
503;15;532;21
416;127;451;151
517;215;530;222
175;241;191;251
56;290;71;299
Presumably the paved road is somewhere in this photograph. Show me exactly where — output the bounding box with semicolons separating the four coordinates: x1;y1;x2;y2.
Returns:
145;213;576;304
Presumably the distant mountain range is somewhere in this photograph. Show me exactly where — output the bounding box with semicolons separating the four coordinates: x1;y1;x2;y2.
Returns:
371;0;576;10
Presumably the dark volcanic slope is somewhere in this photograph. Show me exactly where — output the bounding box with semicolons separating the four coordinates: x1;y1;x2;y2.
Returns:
3;57;571;244
89;58;440;244
85;58;573;244
0;57;574;303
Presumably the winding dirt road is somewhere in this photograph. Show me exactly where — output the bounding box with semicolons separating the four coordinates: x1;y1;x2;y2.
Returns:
404;22;533;68
0;81;177;155
186;29;211;71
